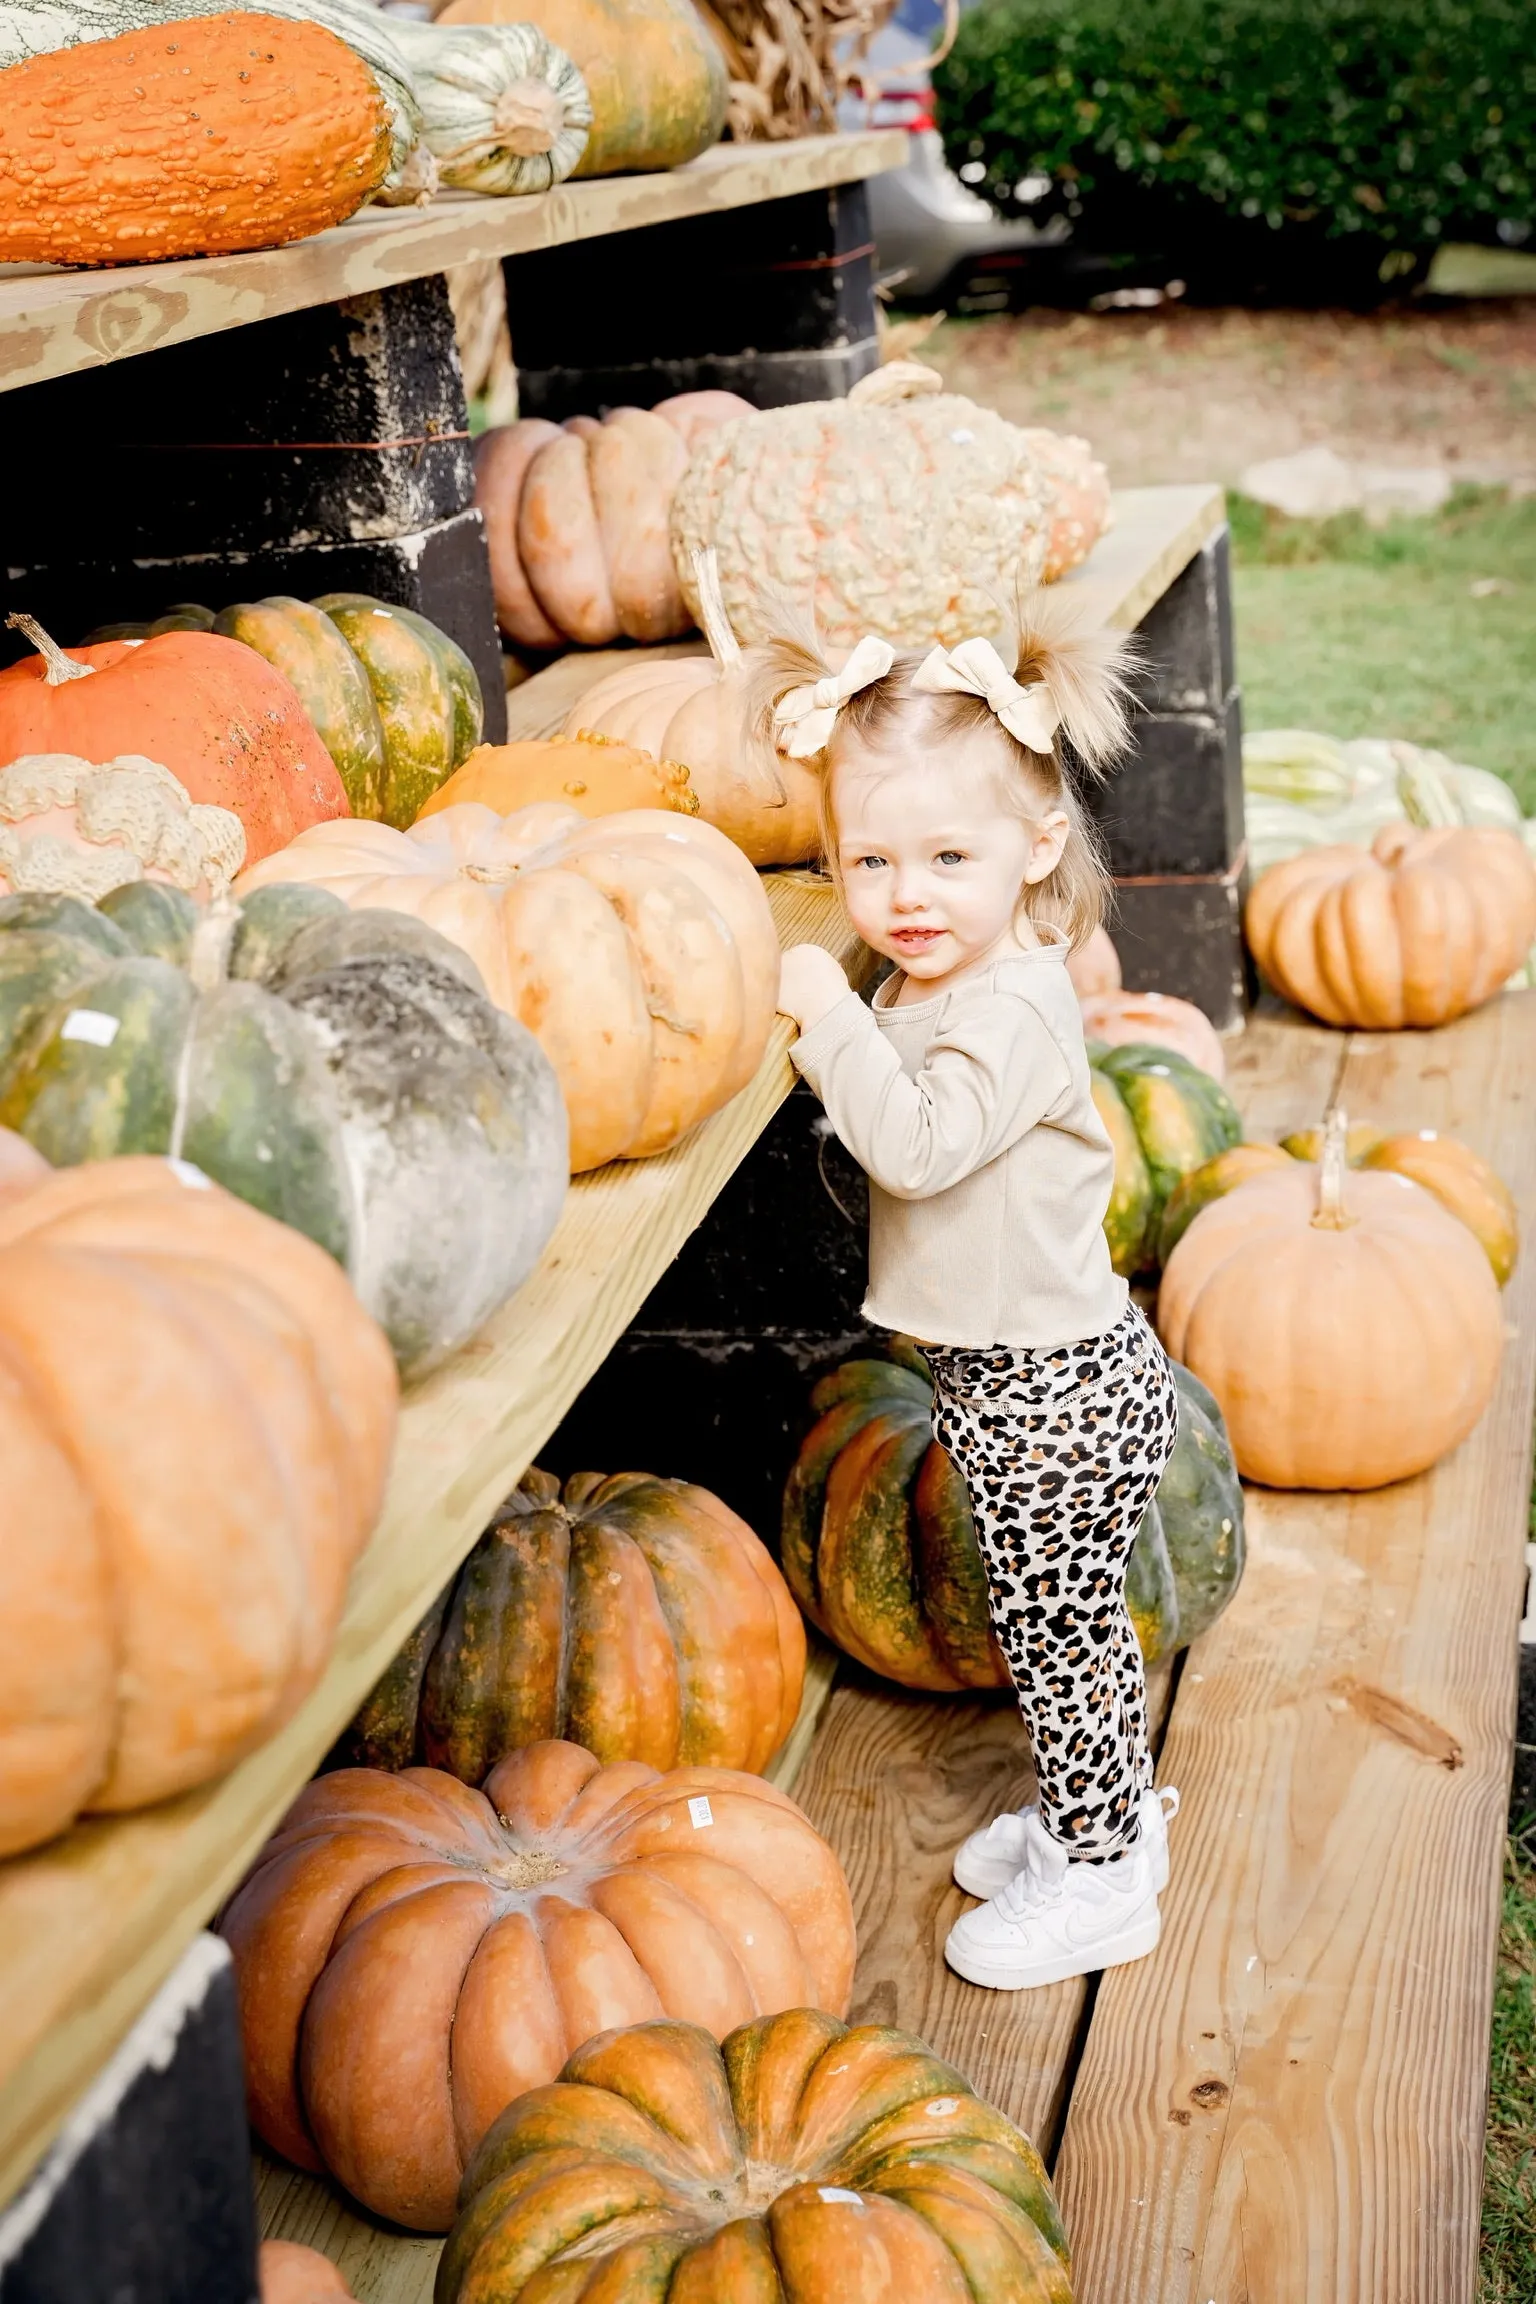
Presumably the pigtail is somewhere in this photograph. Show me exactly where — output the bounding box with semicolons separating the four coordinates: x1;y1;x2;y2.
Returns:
1004;583;1139;779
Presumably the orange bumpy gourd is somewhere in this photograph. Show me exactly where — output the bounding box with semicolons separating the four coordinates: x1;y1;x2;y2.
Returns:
0;14;392;265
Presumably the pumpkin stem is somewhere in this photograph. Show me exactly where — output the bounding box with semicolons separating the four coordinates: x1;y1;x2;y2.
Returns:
1312;1107;1357;1231
6;613;96;686
494;79;565;155
691;548;788;808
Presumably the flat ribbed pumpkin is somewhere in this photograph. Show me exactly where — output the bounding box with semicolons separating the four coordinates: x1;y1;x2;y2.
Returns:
221;1741;856;2230
344;1467;805;1780
1090;1041;1242;1276
235;802;779;1170
1158;1113;1504;1488
0;1154;396;1859
418;734;698;824
440;0;726;176
0;882;568;1376
669;363;1108;652
0;14;391;265
782;1346;1243;1687
440;2010;1073;2303
0;617;347;867
1245;821;1536;1028
565;548;820;867
475;394;751;650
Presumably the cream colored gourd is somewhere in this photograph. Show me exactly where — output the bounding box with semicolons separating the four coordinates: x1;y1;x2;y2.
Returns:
382;17;590;193
1158;1111;1504;1489
1245;821;1536;1029
565;550;820;866
1019;426;1114;581
669;362;1108;652
0;753;245;904
236;803;779;1170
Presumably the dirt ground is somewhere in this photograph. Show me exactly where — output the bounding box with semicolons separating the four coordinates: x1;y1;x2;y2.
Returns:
915;299;1536;490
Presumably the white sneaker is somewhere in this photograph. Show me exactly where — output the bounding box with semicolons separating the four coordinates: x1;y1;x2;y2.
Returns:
944;1810;1161;1991
952;1784;1179;1901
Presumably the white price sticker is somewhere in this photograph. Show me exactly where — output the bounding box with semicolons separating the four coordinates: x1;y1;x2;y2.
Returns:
168;1159;212;1190
61;1009;120;1047
817;2189;864;2208
687;1796;714;1830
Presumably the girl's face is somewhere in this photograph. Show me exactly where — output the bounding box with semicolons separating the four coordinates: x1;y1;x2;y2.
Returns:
830;734;1069;987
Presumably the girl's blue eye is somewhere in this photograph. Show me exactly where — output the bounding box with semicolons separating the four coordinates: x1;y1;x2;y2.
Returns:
853;855;886;870
937;850;967;866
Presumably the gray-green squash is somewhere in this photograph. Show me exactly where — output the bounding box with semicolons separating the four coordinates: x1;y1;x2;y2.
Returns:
0;884;568;1377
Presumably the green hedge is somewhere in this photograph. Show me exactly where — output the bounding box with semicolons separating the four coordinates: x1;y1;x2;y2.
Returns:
935;0;1535;281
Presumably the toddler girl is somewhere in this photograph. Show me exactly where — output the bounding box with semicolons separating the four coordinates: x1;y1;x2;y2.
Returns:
769;596;1181;1992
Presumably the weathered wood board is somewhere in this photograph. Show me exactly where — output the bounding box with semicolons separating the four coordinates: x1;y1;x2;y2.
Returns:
0;877;868;2216
1054;995;1536;2304
0;132;904;394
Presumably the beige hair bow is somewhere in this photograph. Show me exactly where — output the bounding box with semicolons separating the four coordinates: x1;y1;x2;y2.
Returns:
912;637;1061;754
772;635;895;759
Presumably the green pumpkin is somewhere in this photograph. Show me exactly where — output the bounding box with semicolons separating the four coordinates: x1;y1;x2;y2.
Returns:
214;597;388;822
0;884;568;1376
315;594;483;828
1090;1040;1243;1276
782;1347;1245;1689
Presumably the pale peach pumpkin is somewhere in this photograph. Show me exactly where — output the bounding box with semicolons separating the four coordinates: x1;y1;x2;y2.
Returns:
0;1157;396;1858
235;803;779;1169
1079;988;1226;1080
1158;1117;1503;1488
259;2242;355;2304
221;1740;857;2231
1245;822;1536;1029
564;549;820;866
1065;923;1121;998
474;393;752;649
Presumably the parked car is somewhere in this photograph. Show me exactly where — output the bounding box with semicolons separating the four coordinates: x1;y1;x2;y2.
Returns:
841;3;1064;309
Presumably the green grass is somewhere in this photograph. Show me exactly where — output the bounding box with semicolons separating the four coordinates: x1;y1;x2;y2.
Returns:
1483;1822;1536;2301
1229;487;1536;808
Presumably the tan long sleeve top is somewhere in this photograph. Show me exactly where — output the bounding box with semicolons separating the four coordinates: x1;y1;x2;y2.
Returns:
790;946;1127;1349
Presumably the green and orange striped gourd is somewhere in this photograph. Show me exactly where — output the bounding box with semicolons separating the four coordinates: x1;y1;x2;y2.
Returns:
1089;1041;1242;1276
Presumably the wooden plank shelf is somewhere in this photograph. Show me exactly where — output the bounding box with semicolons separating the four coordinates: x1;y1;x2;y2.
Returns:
0;874;871;2219
253;994;1536;2304
0;130;905;395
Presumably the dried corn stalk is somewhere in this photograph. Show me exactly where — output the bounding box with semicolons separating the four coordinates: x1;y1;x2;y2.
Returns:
695;0;899;140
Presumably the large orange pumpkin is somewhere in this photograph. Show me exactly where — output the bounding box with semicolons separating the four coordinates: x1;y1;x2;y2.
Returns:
0;14;391;265
0;619;348;867
474;394;751;649
1157;1115;1504;1488
564;548;821;867
344;1467;806;1780
1245;821;1536;1028
235;802;780;1169
440;2011;1074;2303
0;1156;397;1858
221;1741;856;2230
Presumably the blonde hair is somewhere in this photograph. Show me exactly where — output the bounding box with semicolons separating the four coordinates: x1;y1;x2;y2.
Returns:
743;588;1135;950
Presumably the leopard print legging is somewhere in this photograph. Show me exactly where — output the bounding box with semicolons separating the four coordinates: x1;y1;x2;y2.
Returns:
927;1303;1179;1861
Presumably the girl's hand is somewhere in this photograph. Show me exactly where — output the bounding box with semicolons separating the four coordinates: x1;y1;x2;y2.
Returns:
778;944;851;1031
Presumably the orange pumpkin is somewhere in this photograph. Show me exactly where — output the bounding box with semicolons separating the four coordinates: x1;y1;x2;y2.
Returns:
440;2011;1073;2304
235;802;780;1169
1282;1123;1519;1286
221;1740;857;2230
259;2242;355;2304
0;14;391;265
474;393;752;649
417;732;698;823
564;548;819;866
1080;987;1225;1079
0;619;348;867
1245;822;1536;1028
0;1156;396;1858
345;1467;806;1781
1158;1115;1504;1488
